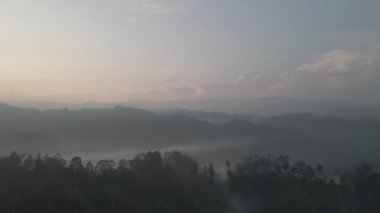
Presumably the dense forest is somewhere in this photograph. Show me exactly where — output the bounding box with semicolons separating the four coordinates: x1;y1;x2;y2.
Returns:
0;151;379;213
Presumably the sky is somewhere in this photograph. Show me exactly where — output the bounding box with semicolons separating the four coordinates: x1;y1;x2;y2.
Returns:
1;0;380;103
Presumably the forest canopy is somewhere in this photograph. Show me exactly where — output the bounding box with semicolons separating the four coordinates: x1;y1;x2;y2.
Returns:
0;151;379;213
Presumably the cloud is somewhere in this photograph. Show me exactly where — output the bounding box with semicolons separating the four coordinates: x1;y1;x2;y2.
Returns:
113;0;210;21
139;85;198;100
125;50;380;102
136;73;273;100
297;50;378;87
125;0;188;15
190;50;380;102
270;50;380;101
195;75;275;98
133;68;201;100
297;50;374;76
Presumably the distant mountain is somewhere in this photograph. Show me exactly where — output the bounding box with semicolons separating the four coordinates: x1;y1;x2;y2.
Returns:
1;103;380;170
154;108;259;124
0;104;266;154
12;97;380;119
258;113;380;152
145;97;380;118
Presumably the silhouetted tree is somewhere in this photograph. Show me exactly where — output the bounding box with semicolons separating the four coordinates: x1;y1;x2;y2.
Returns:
0;151;378;213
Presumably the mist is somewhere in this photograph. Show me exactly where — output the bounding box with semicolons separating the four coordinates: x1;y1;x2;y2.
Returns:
2;0;380;212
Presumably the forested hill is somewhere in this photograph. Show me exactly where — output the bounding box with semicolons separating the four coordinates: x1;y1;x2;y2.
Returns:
0;151;379;213
0;103;380;169
0;103;277;151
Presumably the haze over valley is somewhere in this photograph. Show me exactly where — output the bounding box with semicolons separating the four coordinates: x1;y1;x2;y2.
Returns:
1;101;380;172
2;0;380;212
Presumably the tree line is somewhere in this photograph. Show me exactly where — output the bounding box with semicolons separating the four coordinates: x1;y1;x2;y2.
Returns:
0;151;379;213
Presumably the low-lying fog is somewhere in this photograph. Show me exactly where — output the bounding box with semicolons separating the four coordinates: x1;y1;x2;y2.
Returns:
1;103;380;173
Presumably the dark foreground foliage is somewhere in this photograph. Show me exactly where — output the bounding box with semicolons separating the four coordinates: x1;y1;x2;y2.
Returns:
0;151;379;213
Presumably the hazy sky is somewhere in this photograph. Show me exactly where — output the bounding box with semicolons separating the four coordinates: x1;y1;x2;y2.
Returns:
1;0;380;103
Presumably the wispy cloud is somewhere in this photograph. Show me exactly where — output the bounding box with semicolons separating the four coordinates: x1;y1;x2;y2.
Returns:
297;50;374;76
114;0;210;21
267;50;380;101
193;50;380;101
125;0;188;15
